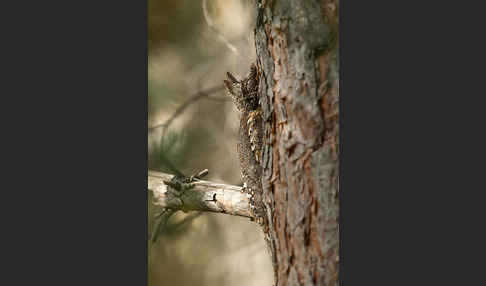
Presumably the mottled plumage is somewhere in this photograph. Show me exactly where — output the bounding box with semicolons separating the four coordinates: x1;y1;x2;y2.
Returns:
224;64;265;221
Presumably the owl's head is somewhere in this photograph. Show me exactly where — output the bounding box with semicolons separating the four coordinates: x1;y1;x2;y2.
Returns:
224;72;245;111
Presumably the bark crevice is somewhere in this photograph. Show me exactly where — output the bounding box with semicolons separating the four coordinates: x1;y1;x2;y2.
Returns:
254;0;339;285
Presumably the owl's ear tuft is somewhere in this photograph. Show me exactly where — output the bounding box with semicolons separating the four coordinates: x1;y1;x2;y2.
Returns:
226;72;239;83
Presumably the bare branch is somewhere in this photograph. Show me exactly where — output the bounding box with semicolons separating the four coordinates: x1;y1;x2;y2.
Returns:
148;170;252;219
202;0;239;55
148;85;224;134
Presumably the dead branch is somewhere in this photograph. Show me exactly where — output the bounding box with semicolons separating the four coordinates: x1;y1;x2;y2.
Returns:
148;85;224;135
202;0;239;55
148;170;252;219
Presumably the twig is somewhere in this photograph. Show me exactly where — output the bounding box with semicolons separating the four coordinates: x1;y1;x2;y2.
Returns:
148;170;252;219
148;85;224;134
202;0;239;55
205;94;231;102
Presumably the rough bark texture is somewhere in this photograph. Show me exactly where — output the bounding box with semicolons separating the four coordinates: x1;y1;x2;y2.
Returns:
254;0;339;285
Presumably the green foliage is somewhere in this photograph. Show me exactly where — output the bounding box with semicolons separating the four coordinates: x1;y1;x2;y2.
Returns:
149;130;186;175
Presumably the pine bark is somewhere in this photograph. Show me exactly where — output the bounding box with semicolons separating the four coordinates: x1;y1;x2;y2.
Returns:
254;0;340;285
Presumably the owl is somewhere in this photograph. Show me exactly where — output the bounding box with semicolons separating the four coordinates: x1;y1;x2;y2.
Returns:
224;64;264;221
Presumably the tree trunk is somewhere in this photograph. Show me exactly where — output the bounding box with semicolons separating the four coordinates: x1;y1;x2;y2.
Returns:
254;0;339;285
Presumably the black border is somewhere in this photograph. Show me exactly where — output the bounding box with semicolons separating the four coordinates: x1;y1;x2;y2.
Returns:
339;0;474;284
2;0;148;284
3;0;473;284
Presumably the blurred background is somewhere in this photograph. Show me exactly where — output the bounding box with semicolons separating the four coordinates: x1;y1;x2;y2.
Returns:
148;0;273;285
